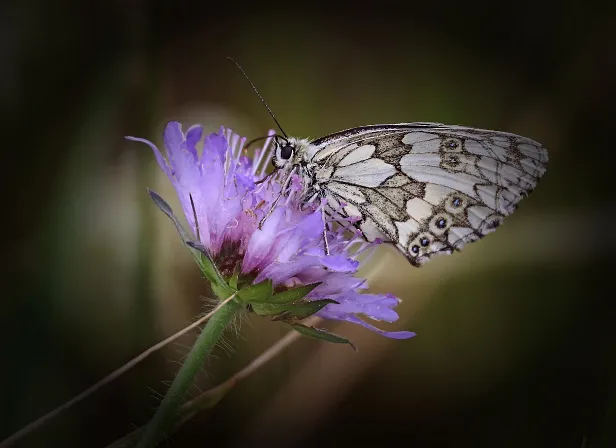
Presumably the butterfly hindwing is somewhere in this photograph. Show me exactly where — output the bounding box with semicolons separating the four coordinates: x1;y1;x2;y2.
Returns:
311;123;548;266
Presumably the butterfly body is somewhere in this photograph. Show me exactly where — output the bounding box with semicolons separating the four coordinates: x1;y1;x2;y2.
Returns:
271;122;548;266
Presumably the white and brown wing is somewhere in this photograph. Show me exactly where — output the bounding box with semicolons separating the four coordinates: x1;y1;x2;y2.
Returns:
310;123;548;266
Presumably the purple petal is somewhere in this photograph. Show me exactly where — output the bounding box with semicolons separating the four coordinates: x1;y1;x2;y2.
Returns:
164;121;184;147
242;208;284;273
316;291;401;322
239;155;252;172
235;173;255;191
163;121;184;170
202;132;228;165
307;275;367;297
320;255;359;272
295;210;325;239
274;212;322;263
255;254;325;285
316;312;415;339
184;124;203;161
125;136;171;176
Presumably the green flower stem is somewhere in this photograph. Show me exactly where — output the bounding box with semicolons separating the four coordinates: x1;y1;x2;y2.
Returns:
105;315;322;448
136;297;242;448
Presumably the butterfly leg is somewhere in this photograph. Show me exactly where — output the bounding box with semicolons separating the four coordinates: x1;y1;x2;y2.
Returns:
258;167;296;229
298;187;330;254
321;208;330;255
300;192;320;211
254;171;273;185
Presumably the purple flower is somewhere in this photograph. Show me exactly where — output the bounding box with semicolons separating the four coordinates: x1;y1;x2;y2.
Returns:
127;122;415;339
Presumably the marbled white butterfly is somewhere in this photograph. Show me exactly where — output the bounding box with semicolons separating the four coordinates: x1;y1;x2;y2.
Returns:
268;123;548;266
230;59;548;266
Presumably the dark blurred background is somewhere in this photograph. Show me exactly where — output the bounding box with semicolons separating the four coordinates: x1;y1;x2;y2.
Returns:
2;1;615;447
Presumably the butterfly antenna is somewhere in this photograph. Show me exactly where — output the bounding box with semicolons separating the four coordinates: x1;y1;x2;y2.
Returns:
227;57;289;138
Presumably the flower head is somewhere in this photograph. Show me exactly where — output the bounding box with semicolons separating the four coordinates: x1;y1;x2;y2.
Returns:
127;122;414;339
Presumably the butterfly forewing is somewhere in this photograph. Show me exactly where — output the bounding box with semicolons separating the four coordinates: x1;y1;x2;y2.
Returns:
308;123;548;266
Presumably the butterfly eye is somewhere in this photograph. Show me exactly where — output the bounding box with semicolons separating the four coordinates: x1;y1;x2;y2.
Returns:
280;145;294;160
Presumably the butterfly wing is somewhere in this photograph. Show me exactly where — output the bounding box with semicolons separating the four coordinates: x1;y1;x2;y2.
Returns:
310;123;548;266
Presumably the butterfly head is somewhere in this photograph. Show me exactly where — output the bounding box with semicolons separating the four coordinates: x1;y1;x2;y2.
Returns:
272;136;312;170
272;136;295;169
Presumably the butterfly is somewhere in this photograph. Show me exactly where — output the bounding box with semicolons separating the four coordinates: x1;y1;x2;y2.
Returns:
226;59;548;266
267;123;548;266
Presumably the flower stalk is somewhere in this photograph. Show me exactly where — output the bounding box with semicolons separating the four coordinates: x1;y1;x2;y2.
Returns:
135;295;242;448
106;316;322;448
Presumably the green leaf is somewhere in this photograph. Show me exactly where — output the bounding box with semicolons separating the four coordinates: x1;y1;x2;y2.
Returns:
237;279;273;303
271;299;338;322
291;324;356;350
267;283;322;304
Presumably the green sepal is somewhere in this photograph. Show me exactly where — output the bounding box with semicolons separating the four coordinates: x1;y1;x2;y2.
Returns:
291;324;357;350
148;189;233;299
271;299;339;322
250;302;283;316
236;279;273;303
228;269;240;290
267;282;322;304
147;188;191;241
245;282;323;314
185;241;234;299
251;299;336;318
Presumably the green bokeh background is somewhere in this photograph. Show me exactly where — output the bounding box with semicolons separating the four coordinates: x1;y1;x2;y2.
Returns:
2;2;614;447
